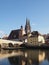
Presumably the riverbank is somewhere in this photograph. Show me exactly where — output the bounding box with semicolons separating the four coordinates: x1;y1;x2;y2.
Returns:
1;44;49;50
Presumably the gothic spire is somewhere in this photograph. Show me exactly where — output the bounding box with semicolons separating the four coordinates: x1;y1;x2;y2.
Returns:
25;18;31;34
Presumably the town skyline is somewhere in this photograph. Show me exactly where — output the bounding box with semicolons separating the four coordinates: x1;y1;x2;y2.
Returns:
0;0;49;37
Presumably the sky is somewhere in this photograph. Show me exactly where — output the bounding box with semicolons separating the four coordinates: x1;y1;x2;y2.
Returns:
0;0;49;37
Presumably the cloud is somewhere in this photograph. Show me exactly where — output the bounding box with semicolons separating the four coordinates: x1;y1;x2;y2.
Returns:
32;23;36;26
0;30;5;38
0;31;5;34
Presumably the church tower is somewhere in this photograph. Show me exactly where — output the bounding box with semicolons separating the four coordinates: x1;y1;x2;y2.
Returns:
25;18;31;34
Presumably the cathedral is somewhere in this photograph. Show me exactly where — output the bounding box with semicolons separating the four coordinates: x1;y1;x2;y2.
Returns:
7;18;45;44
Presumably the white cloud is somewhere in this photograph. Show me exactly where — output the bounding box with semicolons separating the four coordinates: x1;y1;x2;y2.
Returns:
0;30;5;38
32;23;37;26
32;23;36;26
0;31;4;34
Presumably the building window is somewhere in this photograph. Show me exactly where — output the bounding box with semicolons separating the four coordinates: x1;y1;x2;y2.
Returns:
14;35;16;38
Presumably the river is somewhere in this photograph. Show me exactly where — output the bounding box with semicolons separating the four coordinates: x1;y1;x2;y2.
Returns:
0;49;49;65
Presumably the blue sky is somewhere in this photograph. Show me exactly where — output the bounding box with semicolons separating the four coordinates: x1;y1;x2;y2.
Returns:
0;0;49;37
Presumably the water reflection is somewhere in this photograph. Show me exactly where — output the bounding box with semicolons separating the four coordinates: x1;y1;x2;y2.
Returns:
0;49;49;65
0;50;23;59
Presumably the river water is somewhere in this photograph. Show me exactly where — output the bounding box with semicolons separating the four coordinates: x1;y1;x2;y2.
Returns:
0;49;49;65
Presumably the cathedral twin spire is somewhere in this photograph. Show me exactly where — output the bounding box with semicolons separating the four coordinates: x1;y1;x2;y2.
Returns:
25;18;31;34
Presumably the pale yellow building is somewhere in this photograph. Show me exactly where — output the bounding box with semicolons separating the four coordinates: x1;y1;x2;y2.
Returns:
27;31;45;46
